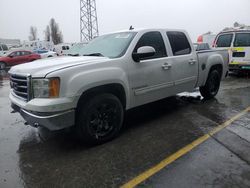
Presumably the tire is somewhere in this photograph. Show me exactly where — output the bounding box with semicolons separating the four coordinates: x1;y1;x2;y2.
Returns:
200;69;221;99
0;62;6;70
75;93;124;145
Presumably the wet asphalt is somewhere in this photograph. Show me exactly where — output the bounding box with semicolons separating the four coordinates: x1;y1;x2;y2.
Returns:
0;69;250;188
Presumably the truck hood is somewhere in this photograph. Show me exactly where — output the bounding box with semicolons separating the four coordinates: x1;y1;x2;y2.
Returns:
9;56;110;77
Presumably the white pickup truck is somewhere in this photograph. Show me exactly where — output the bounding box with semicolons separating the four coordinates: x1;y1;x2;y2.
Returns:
9;28;229;144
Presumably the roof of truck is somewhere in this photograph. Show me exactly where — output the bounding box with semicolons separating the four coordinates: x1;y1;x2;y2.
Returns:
218;29;250;34
104;28;187;34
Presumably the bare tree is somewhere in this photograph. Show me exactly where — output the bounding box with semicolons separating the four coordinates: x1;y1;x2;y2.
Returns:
44;25;51;41
49;18;63;44
29;26;38;41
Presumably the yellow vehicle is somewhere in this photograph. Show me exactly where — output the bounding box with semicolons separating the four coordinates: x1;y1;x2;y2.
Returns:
214;29;250;72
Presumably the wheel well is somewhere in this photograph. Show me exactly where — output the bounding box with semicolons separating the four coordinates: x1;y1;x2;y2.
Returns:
210;64;223;78
77;84;126;110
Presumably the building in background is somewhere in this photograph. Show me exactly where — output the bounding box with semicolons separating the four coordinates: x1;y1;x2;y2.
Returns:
22;40;54;51
0;38;21;48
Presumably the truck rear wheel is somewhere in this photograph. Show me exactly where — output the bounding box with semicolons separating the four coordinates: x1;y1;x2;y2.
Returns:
75;93;124;145
200;69;221;99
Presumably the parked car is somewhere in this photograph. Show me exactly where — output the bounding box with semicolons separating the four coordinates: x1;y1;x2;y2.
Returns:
54;43;72;56
214;29;250;72
33;50;57;59
9;28;229;144
197;33;216;47
0;43;9;56
0;50;41;69
193;43;210;51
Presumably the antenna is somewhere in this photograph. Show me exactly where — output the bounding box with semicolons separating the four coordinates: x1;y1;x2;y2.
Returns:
80;0;99;42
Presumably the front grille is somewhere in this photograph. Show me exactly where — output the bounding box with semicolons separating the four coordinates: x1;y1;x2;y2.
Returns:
10;74;30;101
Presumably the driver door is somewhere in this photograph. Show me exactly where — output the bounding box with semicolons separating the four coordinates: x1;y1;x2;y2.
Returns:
9;52;22;66
128;31;175;107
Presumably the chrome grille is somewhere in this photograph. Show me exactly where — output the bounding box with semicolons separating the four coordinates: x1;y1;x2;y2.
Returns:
10;74;30;101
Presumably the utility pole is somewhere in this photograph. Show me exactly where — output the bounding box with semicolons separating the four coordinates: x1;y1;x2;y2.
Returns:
80;0;99;42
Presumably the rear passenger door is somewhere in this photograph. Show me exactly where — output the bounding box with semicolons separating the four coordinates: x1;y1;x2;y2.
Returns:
22;51;32;63
166;31;198;93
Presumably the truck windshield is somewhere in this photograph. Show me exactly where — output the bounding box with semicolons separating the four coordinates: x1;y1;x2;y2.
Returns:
78;32;137;58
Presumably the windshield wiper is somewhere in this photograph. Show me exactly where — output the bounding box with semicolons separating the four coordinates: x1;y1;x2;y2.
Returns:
68;54;79;56
83;53;104;57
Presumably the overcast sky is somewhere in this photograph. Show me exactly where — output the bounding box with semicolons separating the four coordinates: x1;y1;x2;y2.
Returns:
0;0;249;42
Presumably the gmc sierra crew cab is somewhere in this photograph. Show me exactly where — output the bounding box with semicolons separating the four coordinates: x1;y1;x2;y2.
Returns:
9;28;229;144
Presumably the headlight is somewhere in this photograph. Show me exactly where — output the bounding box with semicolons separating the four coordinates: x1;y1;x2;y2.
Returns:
33;78;60;98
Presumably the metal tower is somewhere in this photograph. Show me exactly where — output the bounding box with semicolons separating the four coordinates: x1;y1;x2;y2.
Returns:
80;0;99;42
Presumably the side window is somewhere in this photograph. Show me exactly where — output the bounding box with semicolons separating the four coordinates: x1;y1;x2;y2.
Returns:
62;46;68;50
11;52;18;57
23;51;31;55
234;33;250;47
167;31;191;56
216;34;233;47
134;31;167;60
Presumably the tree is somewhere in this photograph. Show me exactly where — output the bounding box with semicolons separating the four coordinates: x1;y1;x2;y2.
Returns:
47;18;63;44
29;26;37;41
44;25;51;41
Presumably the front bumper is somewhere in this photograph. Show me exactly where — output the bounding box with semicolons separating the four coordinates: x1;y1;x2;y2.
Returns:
11;103;75;131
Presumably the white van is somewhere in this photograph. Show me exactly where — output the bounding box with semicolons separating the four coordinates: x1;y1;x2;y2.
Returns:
54;43;72;56
0;44;9;56
214;29;250;72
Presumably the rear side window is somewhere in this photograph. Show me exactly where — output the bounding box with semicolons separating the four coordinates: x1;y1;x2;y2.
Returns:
23;51;31;55
167;31;191;56
216;34;233;47
134;31;167;60
234;33;250;47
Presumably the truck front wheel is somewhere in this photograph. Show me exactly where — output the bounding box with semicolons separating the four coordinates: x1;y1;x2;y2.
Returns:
200;69;221;99
75;93;124;145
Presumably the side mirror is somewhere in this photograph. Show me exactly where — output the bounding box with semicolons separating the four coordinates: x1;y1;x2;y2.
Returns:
9;55;14;58
132;46;156;62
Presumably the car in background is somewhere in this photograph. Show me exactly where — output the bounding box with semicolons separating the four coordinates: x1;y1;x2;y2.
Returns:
0;44;9;56
54;43;72;56
33;50;57;59
0;50;41;69
193;43;210;51
214;29;250;72
197;33;216;47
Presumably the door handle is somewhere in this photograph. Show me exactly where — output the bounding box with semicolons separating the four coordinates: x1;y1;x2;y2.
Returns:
162;63;172;70
188;59;196;65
